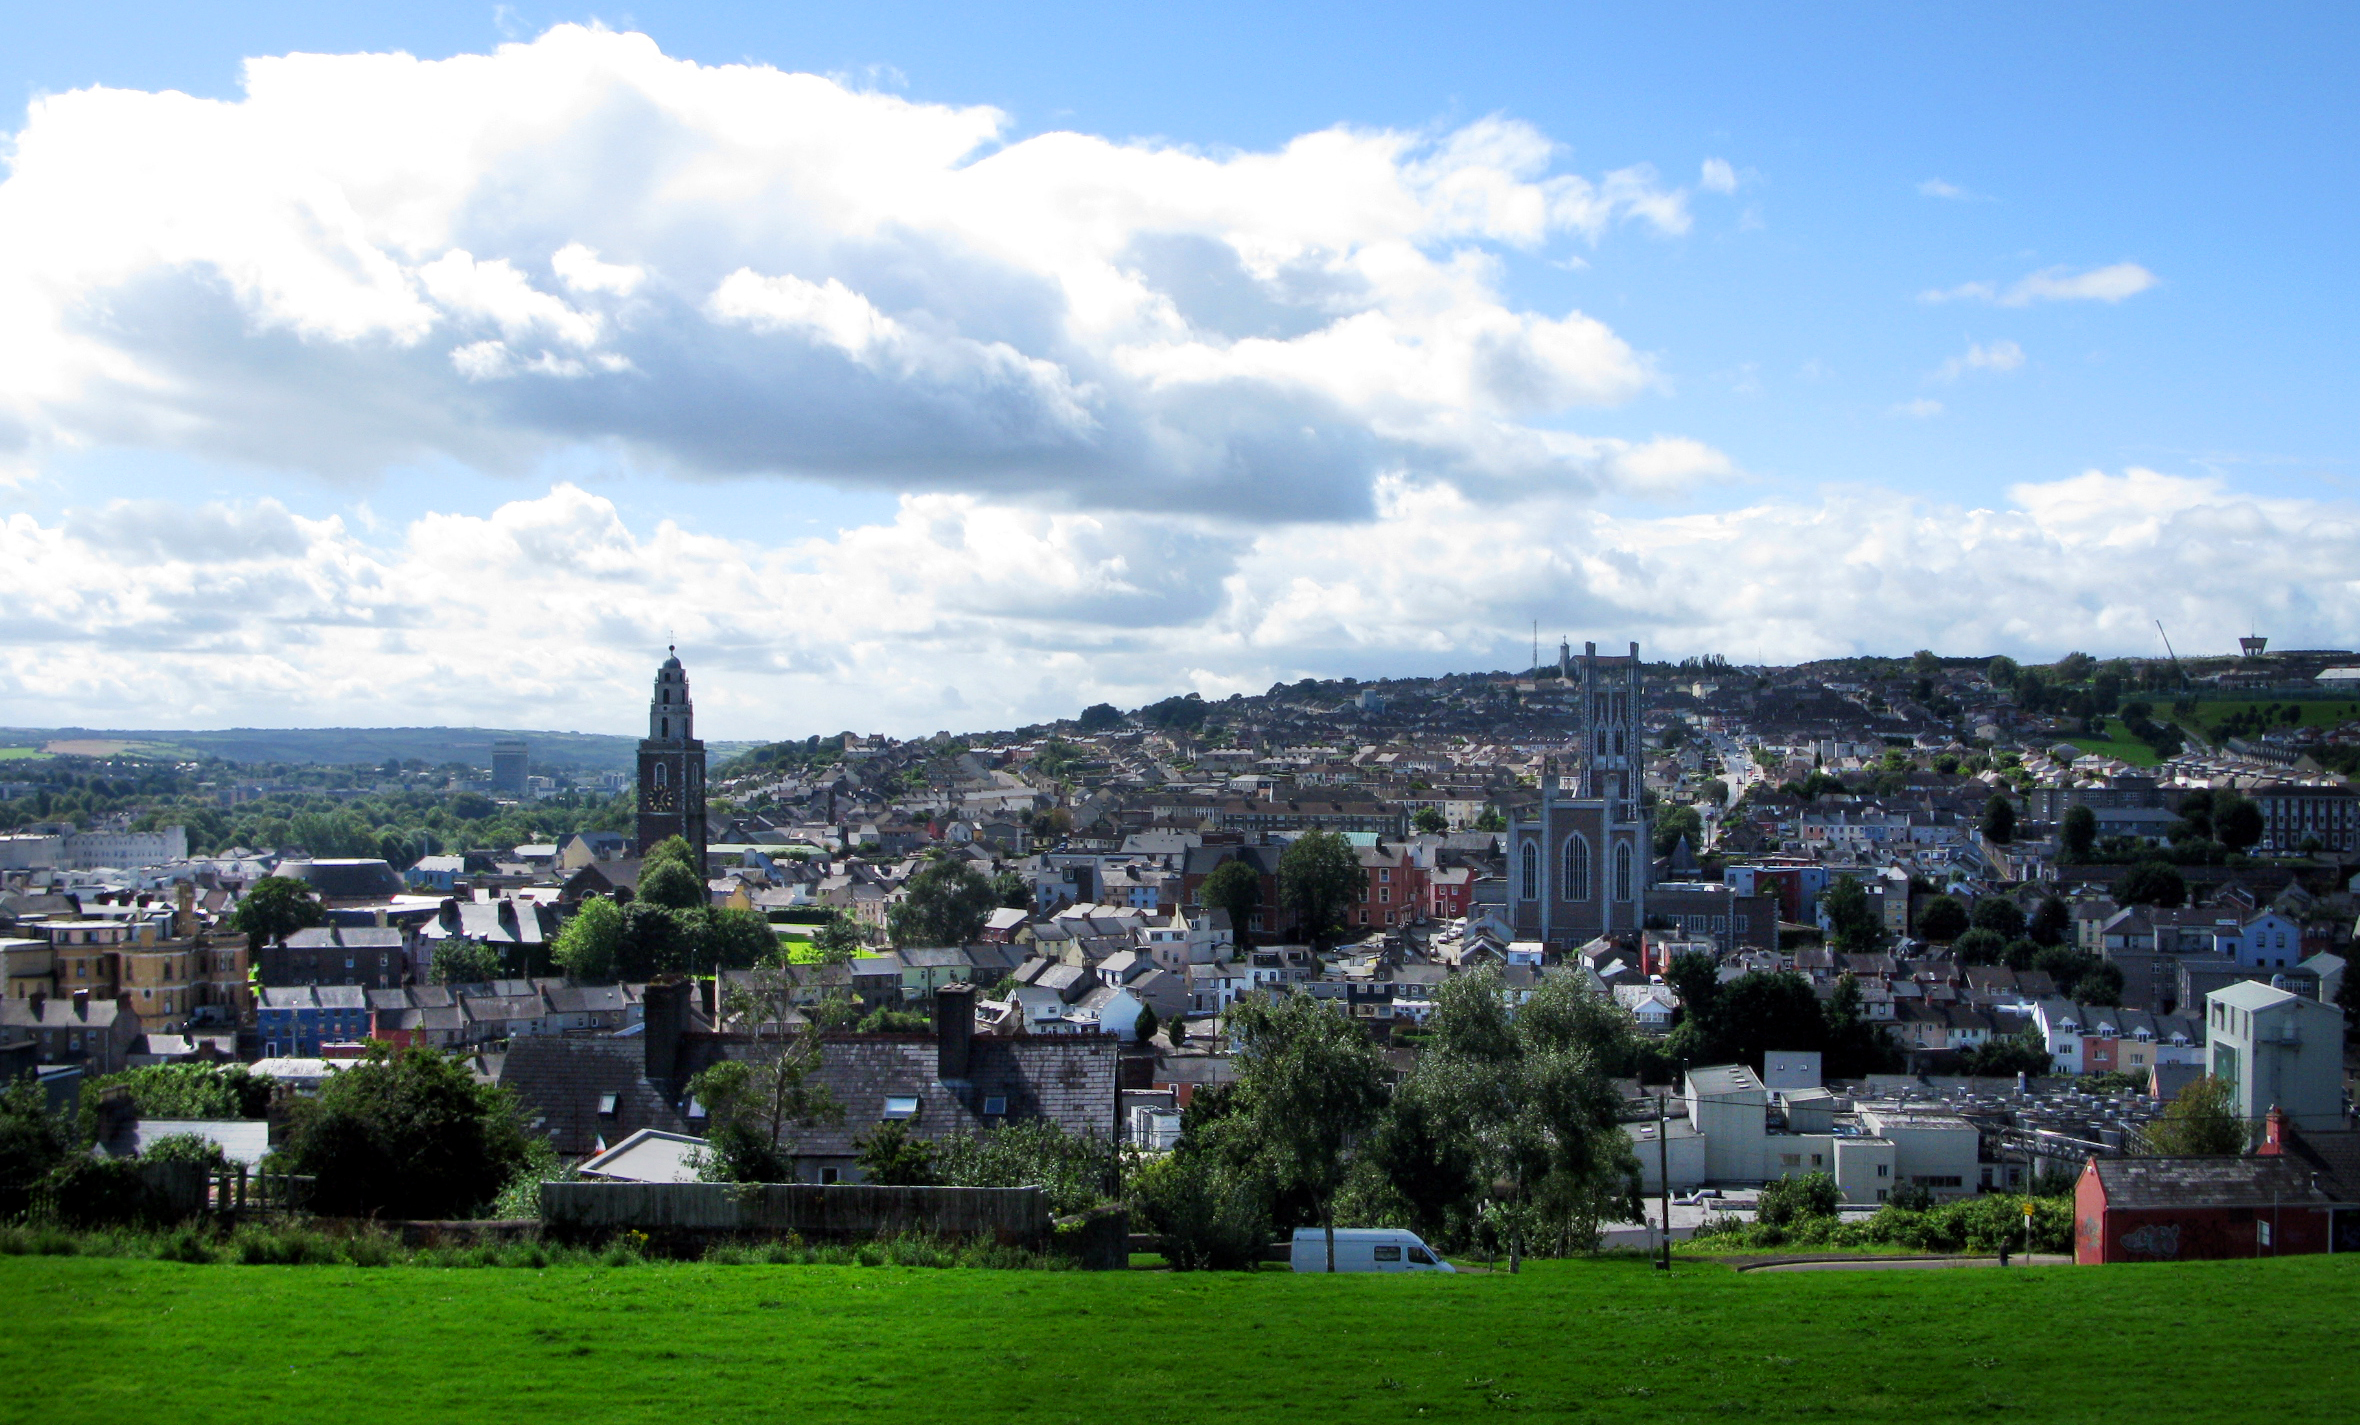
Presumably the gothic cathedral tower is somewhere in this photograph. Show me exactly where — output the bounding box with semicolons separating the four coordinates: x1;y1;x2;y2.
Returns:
635;648;708;866
1508;640;1647;949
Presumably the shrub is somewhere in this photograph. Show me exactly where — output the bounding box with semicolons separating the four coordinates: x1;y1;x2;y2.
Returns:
1756;1172;1841;1227
155;1227;218;1264
1131;1152;1271;1271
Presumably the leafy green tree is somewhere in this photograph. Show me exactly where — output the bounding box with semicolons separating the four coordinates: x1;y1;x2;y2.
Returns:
81;1063;273;1121
1757;1171;1841;1226
1664;950;1722;1033
2141;1075;2247;1155
1652;803;1704;858
702;906;782;969
1075;702;1124;732
854;1120;940;1185
1987;655;2020;690
1226;990;1388;1271
1277;830;1361;948
1911;649;1942;678
643;835;700;873
549;896;625;981
1980;794;2017;845
636;857;706;912
281;1044;530;1219
1952;928;2006;966
430;938;504;985
888;859;999;947
1200;858;1263;947
812;911;867;965
2002;938;2043;971
1823;973;1898;1080
2063;805;2098;860
1970;896;2026;939
933;1119;1118;1217
0;1077;77;1219
2213;793;2263;854
1962;1026;2053;1077
2028;895;2072;947
1819;875;1887;953
1473;807;1506;833
692;963;843;1182
1130;1149;1270;1271
991;869;1032;909
1412;807;1449;835
228;875;325;951
2120;861;2187;909
618;902;693;979
1917;894;1969;943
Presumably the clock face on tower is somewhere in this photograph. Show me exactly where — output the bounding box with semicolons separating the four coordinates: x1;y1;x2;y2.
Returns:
647;784;676;813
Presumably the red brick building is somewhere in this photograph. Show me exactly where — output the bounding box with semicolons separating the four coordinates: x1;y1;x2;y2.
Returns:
2074;1130;2351;1264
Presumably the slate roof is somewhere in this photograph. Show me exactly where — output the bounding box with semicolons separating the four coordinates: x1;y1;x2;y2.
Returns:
2090;1155;2340;1211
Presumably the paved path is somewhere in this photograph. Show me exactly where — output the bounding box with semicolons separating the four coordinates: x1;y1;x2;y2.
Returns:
1740;1253;2072;1272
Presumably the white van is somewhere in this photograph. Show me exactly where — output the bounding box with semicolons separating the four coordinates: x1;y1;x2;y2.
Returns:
1289;1228;1455;1273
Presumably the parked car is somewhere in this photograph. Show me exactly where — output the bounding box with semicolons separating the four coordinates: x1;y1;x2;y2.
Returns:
1288;1228;1455;1273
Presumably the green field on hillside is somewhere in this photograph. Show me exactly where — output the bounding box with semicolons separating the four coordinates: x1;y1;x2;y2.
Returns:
3;1252;2354;1423
2182;696;2360;738
2058;718;2167;767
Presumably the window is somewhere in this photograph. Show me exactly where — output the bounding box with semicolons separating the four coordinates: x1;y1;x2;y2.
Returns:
1407;1246;1435;1266
1613;842;1633;902
818;1167;841;1185
883;1095;920;1120
1876;1164;1890;1178
1563;835;1591;901
1374;1245;1403;1262
597;1093;618;1117
654;763;667;787
1910;1175;1964;1189
1811;1153;1823;1167
982;1096;1007;1116
1520;843;1538;900
1780;1153;1802;1167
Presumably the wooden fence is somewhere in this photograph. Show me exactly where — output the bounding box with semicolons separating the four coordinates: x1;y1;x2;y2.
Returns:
539;1181;1051;1247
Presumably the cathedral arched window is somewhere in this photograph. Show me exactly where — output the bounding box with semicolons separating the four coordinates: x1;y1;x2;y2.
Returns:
1519;842;1538;900
1613;841;1633;902
1613;730;1625;755
1563;835;1592;901
653;763;667;787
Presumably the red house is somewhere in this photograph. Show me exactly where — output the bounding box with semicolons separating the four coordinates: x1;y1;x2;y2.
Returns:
2074;1142;2346;1264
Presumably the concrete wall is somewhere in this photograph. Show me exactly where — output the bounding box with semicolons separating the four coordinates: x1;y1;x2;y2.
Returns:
1832;1136;1898;1205
1627;1123;1708;1192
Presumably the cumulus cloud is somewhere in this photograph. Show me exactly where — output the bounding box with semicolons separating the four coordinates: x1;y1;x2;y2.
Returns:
1916;178;1986;201
1891;398;1944;419
5;471;2353;734
1922;262;2159;306
0;25;1713;520
1699;158;1738;194
1934;339;2025;381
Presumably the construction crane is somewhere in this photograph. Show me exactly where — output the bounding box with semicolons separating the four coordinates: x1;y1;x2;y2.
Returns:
2155;620;2190;690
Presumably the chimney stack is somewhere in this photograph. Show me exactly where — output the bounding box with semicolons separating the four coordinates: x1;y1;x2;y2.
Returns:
643;976;690;1085
936;983;976;1080
72;989;90;1019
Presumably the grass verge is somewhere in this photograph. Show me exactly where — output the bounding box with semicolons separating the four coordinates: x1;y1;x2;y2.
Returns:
2;1250;2354;1422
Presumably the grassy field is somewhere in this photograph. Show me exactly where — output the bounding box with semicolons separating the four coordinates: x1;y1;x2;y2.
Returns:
3;1252;2354;1422
2181;696;2360;738
2058;718;2166;767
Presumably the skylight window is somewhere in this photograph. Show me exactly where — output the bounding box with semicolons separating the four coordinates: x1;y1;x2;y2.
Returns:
596;1093;618;1116
982;1096;1007;1116
883;1096;920;1120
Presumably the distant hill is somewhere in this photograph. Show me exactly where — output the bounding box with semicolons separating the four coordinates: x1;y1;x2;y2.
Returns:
0;726;759;774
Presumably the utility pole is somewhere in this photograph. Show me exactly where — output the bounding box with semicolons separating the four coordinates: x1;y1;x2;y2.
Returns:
1656;1091;1672;1272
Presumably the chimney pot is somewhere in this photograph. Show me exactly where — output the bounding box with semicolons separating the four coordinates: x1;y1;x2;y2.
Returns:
937;983;976;1080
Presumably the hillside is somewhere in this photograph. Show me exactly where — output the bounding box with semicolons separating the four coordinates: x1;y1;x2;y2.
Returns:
0;726;760;774
1;1253;2351;1423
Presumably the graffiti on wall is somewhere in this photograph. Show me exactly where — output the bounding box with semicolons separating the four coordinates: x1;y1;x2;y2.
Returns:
2120;1222;2181;1259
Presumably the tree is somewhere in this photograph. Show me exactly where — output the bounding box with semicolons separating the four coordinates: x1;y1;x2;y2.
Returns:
1819;875;1886;953
2062;805;2098;860
636;856;705;912
2028;895;2072;947
1980;793;2017;846
1165;1013;1189;1049
1970;896;2026;939
1200;858;1263;947
1412;807;1449;835
1986;655;2020;690
1962;1025;2053;1077
692;963;844;1182
618;901;693;979
812;911;867;965
2141;1075;2247;1156
1226;990;1387;1271
853;1120;939;1185
1473;807;1506;833
0;1076;77;1220
703;906;782;969
550;895;625;981
281;1044;530;1219
1652;804;1704;858
888;859;999;947
1076;702;1124;732
1917;895;1969;943
81;1063;273;1121
229;875;324;952
1278;831;1361;949
1911;649;1942;678
1952;928;2006;967
991;869;1032;909
643;834;701;873
1757;1170;1841;1226
1663;950;1722;1033
1709;972;1828;1071
2213;793;2263;854
431;938;504;985
2120;861;2187;909
1133;1004;1160;1045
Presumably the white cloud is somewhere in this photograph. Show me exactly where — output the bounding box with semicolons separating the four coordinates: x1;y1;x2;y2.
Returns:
1700;158;1738;194
1934;340;2025;381
1922;262;2159;307
5;470;2353;735
1892;398;1944;418
1916;178;1984;201
0;25;1707;519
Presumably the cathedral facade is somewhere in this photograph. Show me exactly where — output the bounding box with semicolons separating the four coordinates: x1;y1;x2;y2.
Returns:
1509;640;1648;949
635;648;708;865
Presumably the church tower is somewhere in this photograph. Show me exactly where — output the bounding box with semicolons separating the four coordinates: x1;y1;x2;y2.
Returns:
635;648;707;866
1508;640;1647;949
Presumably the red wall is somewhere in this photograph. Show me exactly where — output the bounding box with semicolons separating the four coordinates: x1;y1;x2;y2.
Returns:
2080;1191;2331;1263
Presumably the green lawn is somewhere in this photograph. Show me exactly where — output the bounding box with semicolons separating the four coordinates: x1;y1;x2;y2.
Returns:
3;1252;2355;1422
0;746;48;760
2183;696;2360;739
2058;718;2166;767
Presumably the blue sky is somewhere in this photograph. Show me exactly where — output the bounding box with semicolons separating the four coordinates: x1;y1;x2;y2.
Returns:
1;4;2354;735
